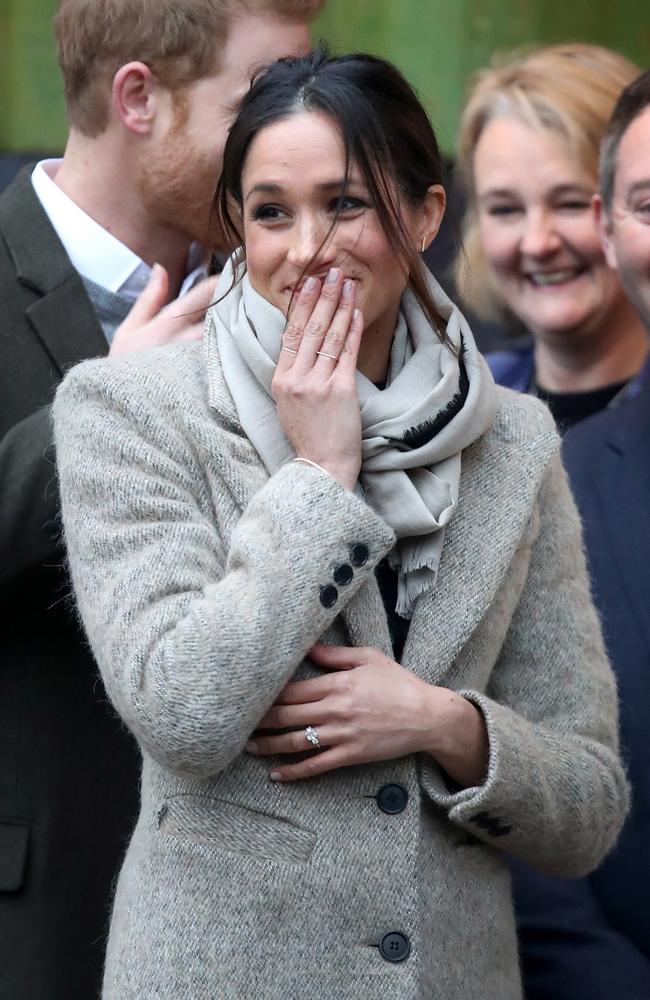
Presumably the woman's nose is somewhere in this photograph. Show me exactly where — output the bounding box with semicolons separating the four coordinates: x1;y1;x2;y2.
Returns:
287;219;336;269
519;210;562;259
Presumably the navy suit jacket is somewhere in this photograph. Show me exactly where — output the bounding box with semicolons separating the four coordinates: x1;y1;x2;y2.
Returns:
486;344;534;393
511;382;650;998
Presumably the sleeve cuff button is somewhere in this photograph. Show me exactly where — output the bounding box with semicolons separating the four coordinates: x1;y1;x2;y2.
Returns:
333;563;353;586
320;584;339;608
350;543;369;567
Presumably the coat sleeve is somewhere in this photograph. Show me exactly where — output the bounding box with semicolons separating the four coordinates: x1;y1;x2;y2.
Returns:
511;858;650;999
53;358;395;779
0;406;62;599
419;451;629;877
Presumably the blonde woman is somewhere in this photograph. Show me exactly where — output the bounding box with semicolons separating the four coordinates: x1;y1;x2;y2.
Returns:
457;44;647;432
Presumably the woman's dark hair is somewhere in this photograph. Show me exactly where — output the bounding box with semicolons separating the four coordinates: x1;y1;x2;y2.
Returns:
214;46;449;345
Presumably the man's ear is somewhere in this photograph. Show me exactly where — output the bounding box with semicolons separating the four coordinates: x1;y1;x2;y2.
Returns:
594;192;618;271
112;62;158;135
420;184;447;251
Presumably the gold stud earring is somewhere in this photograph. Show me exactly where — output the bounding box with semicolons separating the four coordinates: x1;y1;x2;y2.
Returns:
421;235;427;253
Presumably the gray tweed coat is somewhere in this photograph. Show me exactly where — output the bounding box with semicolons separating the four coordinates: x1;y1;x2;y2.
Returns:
53;338;628;1000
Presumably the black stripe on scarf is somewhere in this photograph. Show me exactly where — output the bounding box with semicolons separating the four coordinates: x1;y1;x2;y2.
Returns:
401;356;470;449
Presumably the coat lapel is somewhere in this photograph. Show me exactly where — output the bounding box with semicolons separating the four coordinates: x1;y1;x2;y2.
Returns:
403;418;558;684
26;280;107;375
0;166;107;375
593;391;650;651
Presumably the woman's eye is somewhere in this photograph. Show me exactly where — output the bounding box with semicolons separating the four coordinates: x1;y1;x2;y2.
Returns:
557;200;591;212
486;205;521;217
251;204;287;222
331;196;367;213
634;201;650;216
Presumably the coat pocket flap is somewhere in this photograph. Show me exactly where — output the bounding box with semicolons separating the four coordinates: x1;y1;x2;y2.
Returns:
0;820;30;892
159;795;316;865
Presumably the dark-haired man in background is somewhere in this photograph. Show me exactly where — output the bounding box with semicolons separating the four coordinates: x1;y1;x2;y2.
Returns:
511;69;650;1000
0;2;324;997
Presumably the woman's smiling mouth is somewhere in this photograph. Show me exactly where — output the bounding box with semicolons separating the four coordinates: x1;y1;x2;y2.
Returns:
525;267;587;287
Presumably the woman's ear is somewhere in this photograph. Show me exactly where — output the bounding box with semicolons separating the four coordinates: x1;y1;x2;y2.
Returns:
420;184;447;251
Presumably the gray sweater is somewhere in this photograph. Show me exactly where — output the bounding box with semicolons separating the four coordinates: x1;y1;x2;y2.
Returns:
52;339;628;1000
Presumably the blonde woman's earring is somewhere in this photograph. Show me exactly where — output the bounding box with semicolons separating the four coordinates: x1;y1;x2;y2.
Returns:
421;235;427;253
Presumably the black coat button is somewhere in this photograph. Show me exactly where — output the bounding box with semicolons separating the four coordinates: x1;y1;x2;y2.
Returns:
379;931;411;963
320;584;338;608
350;543;369;567
333;563;353;586
376;783;408;815
470;811;512;837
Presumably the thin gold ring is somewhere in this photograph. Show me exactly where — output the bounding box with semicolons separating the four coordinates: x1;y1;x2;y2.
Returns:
281;347;298;355
316;350;337;360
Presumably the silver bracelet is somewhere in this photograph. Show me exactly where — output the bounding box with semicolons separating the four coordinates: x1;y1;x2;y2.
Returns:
292;457;330;476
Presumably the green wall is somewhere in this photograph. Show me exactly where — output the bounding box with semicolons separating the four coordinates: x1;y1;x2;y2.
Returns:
313;0;650;153
0;0;63;152
1;0;648;154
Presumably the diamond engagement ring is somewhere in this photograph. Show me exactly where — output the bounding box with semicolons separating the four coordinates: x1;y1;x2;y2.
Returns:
305;726;321;749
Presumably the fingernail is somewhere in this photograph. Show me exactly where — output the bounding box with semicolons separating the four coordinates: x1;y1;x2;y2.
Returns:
304;276;319;291
353;308;361;322
326;267;339;284
270;771;282;781
151;263;162;280
245;741;258;752
342;278;353;298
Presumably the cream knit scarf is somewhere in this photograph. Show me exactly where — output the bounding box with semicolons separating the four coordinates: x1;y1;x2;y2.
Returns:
207;253;498;617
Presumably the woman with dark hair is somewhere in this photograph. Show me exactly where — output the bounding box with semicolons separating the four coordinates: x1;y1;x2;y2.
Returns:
53;49;627;999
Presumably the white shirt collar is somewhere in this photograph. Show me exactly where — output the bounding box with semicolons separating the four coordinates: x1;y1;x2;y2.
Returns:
32;159;209;300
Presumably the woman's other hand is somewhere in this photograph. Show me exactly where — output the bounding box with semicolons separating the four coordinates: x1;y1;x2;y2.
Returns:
272;268;363;491
246;642;489;787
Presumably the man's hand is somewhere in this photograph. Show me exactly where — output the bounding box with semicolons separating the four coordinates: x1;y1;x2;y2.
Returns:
109;264;218;356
